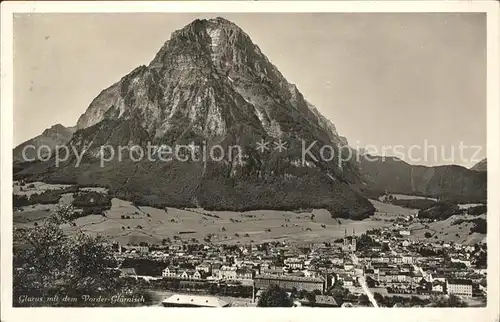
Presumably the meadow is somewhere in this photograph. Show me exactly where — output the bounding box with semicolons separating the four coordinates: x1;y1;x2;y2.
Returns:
13;182;485;245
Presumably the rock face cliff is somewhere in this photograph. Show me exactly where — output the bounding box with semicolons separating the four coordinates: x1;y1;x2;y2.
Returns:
76;18;348;147
16;18;374;219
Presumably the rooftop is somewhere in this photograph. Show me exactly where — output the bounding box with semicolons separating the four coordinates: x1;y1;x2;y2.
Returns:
448;278;473;286
254;274;324;283
315;295;339;306
162;294;229;307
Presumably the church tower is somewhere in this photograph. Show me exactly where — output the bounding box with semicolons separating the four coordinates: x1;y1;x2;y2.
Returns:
343;228;349;250
351;228;357;252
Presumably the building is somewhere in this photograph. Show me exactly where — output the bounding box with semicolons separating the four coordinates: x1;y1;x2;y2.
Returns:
399;230;411;236
260;266;286;276
119;267;137;278
218;266;237;280
344;261;354;271
300;295;339;307
196;262;212;274
192;270;202;280
450;257;472;267
432;280;446;294
343;277;355;287
162;267;203;280
236;267;253;280
162;266;178;278
284;257;304;270
447;279;473;298
124;245;149;254
429;274;447;283
402;255;414;264
212;263;222;277
162;294;230;307
169;244;183;252
254;274;324;293
302;269;318;278
342;229;357;252
331;257;344;266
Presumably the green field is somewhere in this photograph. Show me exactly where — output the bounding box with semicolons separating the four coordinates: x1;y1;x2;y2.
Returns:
13;182;485;245
59;198;391;245
15;196;390;245
408;214;486;245
370;199;418;218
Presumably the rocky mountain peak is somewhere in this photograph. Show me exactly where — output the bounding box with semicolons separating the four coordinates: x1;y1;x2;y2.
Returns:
20;18;375;220
14;124;76;162
149;16;281;83
75;18;339;145
41;123;75;137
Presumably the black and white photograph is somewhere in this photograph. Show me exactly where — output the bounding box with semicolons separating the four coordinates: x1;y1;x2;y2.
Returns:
1;1;499;321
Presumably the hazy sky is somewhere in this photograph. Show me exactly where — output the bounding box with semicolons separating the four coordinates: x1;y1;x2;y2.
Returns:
13;13;486;167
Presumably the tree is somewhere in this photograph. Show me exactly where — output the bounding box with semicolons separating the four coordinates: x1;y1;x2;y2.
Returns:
447;294;468;307
305;291;316;304
374;292;384;305
424;232;432;238
366;276;377;288
13;204;139;307
356;233;381;251
474;251;487;268
429;294;468;307
328;281;350;305
358;294;371;306
296;289;307;300
257;285;293;307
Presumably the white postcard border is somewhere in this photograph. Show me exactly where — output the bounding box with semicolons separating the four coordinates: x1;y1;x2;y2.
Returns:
1;1;499;322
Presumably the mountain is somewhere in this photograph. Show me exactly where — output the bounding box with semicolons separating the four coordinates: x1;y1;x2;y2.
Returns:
13;124;76;163
358;155;487;203
15;17;374;219
471;158;487;172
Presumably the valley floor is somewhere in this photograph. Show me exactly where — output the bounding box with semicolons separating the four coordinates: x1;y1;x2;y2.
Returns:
13;182;486;246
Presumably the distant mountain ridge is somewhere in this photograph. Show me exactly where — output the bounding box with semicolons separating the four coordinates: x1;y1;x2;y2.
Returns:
471;158;487;172
358;154;487;203
15;18;374;220
13;124;76;162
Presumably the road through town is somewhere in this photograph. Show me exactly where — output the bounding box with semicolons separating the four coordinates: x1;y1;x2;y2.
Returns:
351;253;379;307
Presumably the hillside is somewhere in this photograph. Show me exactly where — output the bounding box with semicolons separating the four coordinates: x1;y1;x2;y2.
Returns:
14;18;374;220
14;181;484;245
408;214;486;245
12;181;389;246
358;155;487;203
471;158;487;172
13;124;76;163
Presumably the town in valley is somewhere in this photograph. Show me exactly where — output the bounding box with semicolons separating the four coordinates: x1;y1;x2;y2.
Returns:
13;180;487;308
